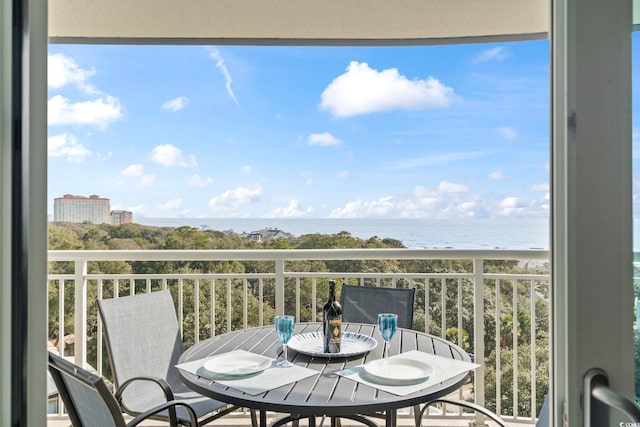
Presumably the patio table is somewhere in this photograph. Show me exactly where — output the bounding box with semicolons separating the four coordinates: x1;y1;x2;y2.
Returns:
178;322;472;427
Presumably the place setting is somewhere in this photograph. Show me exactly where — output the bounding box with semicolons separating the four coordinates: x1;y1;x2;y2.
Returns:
336;313;480;396
175;315;318;395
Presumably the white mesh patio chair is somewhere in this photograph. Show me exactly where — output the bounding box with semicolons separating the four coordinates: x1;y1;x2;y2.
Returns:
48;351;198;427
97;290;253;426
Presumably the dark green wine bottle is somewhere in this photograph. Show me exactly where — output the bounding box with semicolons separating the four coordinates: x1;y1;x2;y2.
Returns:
323;280;342;353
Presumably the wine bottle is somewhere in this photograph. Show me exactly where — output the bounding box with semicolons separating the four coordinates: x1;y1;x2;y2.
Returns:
323;280;342;353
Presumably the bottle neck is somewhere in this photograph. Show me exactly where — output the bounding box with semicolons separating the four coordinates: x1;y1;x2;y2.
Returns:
328;283;336;302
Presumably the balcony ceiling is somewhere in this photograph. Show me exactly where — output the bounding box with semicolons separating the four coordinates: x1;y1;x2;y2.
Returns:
48;0;549;45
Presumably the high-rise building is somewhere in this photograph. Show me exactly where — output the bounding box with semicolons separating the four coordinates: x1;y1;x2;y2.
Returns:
110;210;133;225
53;194;111;224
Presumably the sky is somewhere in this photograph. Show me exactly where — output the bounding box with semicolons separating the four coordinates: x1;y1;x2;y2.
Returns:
47;41;557;219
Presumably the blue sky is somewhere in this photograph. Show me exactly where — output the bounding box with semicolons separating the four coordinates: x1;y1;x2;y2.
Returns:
47;41;554;219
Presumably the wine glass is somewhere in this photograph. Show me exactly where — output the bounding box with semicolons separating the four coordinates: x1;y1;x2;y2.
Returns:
274;315;295;367
377;313;398;359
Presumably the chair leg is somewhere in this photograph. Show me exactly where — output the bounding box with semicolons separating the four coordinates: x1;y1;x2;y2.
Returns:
413;404;421;427
418;398;507;427
250;409;258;427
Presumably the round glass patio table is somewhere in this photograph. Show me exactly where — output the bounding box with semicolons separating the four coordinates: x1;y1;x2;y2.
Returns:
178;322;471;427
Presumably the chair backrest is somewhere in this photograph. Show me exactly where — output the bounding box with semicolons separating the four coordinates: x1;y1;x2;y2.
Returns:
48;352;126;427
340;284;415;329
97;290;185;412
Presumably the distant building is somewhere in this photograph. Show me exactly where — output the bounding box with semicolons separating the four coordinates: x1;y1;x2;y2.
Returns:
517;259;550;273
110;210;133;226
247;228;293;242
53;194;110;224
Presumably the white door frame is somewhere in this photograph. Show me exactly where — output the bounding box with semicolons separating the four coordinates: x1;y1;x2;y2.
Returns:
552;0;634;425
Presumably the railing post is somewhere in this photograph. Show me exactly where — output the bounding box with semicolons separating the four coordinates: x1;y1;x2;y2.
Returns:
74;259;88;368
472;257;487;426
275;259;285;316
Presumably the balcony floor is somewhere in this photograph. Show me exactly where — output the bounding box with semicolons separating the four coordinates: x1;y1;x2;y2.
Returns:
47;415;529;426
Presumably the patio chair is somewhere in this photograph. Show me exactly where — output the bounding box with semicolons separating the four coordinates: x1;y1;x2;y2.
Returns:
97;290;253;426
416;398;507;426
340;284;415;329
417;394;549;426
337;284;416;426
48;351;198;427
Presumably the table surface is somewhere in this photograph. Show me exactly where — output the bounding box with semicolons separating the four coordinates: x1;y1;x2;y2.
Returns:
178;322;470;419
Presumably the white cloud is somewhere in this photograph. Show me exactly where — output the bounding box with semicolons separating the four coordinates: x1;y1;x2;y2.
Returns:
489;171;507;181
320;61;456;118
208;48;239;105
241;165;252;174
139;174;156;187
47;133;91;163
337;171;349;179
48;53;98;94
209;186;262;209
48;95;123;129
437;181;468;193
497;126;518;141
472;47;509;64
500;197;521;208
529;183;550;192
308;132;343;146
121;164;144;177
458;201;479;215
499;196;525;216
327;183;551;219
188;174;214;187
330;196;398;218
151;144;196;167
156;198;183;211
329;184;494;219
266;200;313;218
162;96;189;112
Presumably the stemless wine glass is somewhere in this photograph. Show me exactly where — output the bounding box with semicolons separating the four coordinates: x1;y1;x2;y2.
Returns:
377;313;399;359
274;315;295;367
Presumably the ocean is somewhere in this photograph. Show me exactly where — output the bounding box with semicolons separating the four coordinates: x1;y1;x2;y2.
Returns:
137;217;551;250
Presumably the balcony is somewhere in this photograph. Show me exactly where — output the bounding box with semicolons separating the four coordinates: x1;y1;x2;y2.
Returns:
46;248;550;426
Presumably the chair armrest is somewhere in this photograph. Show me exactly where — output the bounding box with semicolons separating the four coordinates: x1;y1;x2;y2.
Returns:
419;398;506;427
126;400;198;427
115;376;177;425
115;376;175;403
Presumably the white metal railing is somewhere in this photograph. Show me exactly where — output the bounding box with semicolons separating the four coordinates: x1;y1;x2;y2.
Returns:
47;249;550;424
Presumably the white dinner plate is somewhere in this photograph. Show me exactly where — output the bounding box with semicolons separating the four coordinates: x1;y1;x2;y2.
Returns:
203;352;272;376
363;358;433;382
287;331;378;358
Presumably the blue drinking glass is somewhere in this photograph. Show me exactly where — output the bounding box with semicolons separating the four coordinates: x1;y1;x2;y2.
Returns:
377;313;398;359
274;315;295;367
